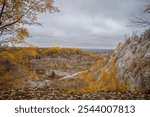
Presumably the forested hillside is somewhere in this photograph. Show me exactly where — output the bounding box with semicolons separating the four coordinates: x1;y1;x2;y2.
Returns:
0;47;99;89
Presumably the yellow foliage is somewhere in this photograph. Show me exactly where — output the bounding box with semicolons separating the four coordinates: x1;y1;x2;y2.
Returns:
17;28;29;40
98;66;119;91
0;65;7;75
0;51;15;61
0;47;98;89
0;0;57;46
76;57;129;93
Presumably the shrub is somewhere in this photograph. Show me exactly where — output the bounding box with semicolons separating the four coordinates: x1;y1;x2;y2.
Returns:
75;57;129;93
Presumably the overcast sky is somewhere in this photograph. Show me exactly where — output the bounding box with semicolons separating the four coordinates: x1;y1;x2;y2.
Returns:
27;0;146;49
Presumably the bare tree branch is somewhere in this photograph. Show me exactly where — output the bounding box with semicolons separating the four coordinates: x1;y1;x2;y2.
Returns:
0;0;58;47
0;0;6;21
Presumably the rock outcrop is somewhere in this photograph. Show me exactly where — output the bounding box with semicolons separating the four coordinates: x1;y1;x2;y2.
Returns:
113;29;150;93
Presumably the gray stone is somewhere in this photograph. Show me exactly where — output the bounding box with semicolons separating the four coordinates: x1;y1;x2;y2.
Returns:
113;29;150;93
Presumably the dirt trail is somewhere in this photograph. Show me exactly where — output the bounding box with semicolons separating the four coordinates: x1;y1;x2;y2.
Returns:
60;69;91;80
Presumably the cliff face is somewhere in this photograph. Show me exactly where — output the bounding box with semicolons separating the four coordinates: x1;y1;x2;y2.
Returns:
113;29;150;93
77;29;150;93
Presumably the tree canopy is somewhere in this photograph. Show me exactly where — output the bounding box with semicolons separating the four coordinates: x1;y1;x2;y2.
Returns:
0;0;58;47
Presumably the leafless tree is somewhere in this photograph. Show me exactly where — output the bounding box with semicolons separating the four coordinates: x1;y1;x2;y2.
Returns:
131;0;150;27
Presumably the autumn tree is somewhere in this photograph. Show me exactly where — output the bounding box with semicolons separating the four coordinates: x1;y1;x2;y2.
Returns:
0;0;58;47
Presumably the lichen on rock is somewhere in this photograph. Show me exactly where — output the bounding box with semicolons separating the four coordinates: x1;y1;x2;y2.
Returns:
113;29;150;93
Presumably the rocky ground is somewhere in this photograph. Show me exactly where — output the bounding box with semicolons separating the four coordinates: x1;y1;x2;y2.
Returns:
0;87;150;100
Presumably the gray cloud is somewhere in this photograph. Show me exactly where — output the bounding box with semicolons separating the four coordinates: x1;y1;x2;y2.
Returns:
27;0;146;49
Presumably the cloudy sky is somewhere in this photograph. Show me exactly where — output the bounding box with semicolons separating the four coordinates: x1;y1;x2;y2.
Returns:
27;0;146;49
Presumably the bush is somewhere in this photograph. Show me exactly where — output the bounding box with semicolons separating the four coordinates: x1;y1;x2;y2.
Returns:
74;57;129;93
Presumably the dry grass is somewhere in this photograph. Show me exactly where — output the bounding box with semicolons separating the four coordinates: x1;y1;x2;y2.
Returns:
0;47;98;89
72;57;130;93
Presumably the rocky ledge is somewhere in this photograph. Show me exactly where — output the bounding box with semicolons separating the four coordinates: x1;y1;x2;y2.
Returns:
113;29;150;93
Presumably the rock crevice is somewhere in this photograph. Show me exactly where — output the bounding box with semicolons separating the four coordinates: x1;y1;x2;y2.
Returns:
113;29;150;93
